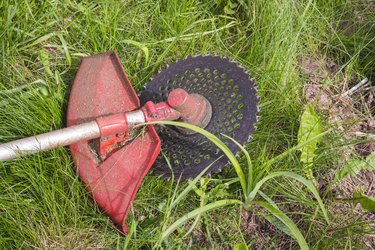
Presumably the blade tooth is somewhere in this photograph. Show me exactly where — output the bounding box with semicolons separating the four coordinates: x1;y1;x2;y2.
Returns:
254;83;261;103
230;58;243;68
248;134;254;142
253;79;261;97
145;54;260;180
222;161;230;172
215;165;224;175
256;116;261;122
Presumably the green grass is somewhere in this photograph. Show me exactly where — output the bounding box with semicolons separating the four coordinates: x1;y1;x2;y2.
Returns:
1;0;374;249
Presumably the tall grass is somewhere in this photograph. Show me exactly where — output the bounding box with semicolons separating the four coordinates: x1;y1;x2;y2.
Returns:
145;121;329;249
0;0;372;248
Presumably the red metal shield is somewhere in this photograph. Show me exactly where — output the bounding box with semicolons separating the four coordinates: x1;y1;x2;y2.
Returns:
67;51;160;233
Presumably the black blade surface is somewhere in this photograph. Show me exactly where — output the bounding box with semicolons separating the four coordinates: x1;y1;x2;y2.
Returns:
140;55;259;179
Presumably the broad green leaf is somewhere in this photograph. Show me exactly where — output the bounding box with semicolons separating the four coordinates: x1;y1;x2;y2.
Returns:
207;182;230;202
353;191;375;211
297;104;322;183
224;0;237;15
233;242;248;250
38;49;53;76
253;201;309;250
224;5;236;15
334;153;375;183
228;0;238;8
367;153;375;166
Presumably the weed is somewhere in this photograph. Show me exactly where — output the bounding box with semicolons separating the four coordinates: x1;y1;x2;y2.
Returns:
145;121;329;249
1;0;374;248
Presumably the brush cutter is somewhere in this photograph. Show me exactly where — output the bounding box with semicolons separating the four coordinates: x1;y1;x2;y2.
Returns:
0;51;259;233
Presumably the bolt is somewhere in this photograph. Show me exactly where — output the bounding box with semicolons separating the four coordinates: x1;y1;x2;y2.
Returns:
167;88;197;117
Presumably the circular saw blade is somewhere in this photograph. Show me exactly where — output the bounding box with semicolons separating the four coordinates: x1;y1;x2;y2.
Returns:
140;55;259;179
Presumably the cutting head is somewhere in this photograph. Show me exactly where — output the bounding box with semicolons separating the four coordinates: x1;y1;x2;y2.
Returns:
140;55;259;179
67;51;161;233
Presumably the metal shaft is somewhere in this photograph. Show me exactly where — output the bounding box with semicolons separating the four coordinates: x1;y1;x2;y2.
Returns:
0;88;207;162
0;121;100;161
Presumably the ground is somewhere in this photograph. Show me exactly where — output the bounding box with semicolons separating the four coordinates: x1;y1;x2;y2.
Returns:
0;0;374;249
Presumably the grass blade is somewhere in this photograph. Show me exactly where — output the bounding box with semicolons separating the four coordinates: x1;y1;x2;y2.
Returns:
169;157;222;210
245;171;329;223
143;121;248;198
161;199;242;240
222;134;253;195
18;33;55;50
253;200;309;250
122;40;149;66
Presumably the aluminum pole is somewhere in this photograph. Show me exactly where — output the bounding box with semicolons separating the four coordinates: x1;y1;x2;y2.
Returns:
0;121;100;161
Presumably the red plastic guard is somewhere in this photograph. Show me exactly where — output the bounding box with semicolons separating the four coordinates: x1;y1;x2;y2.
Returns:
67;51;160;233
